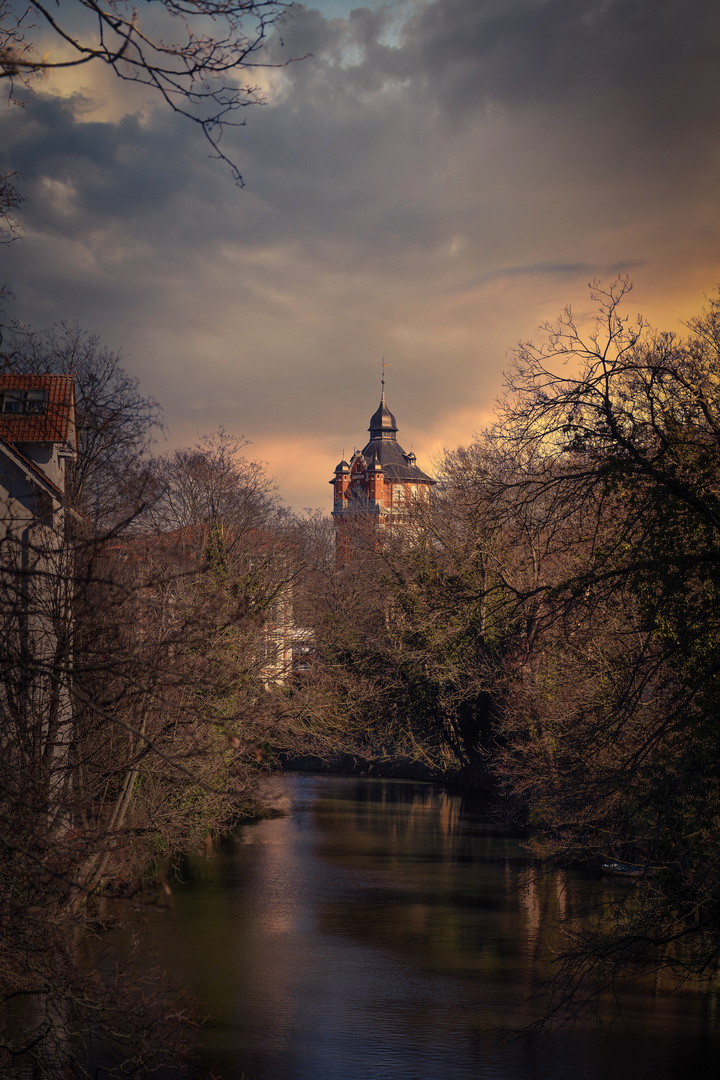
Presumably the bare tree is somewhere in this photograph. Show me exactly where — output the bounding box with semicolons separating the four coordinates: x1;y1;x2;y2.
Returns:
286;496;502;780
0;0;295;181
0;320;163;529
146;426;278;553
0;374;276;1071
0;169;22;244
0;517;253;1075
481;279;720;1015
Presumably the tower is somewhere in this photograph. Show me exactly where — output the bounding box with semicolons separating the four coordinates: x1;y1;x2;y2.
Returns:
331;378;434;560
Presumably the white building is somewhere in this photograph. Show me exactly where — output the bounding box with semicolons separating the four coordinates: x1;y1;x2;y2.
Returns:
0;374;78;831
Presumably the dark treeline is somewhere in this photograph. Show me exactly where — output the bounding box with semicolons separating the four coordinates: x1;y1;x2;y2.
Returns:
320;278;720;1023
0;322;330;1075
3;278;720;1070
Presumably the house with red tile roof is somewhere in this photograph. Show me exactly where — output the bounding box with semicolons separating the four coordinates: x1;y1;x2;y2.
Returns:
0;375;78;818
0;374;77;533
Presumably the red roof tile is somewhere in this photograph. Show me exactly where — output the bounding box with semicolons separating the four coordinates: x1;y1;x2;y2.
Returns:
0;374;77;451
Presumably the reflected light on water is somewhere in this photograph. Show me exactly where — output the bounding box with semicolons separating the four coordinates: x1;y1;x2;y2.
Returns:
144;775;720;1080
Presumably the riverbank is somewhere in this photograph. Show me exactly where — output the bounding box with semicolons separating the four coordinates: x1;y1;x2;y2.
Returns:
276;750;462;785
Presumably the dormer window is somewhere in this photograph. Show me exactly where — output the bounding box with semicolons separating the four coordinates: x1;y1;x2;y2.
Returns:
1;388;49;415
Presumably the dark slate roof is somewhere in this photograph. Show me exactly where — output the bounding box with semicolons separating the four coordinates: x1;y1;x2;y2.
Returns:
368;397;397;438
360;434;434;483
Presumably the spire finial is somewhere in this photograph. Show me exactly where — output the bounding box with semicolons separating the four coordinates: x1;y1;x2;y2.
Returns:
380;358;389;402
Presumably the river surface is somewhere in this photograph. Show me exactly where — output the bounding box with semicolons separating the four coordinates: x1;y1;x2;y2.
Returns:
144;774;720;1079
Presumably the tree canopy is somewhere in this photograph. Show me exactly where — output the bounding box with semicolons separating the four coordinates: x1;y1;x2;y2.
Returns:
474;279;720;1008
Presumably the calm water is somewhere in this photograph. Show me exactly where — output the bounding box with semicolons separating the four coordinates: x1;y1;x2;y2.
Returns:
144;774;720;1079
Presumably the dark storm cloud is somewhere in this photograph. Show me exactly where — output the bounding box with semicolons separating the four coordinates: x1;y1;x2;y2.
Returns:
402;0;720;124
1;0;720;510
5;0;717;267
236;0;720;258
0;92;224;237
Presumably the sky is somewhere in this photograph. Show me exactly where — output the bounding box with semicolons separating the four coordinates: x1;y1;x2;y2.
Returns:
2;0;720;512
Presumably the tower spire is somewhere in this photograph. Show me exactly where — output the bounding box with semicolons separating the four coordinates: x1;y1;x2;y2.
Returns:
380;358;389;403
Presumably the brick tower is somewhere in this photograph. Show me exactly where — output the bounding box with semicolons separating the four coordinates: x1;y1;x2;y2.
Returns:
331;378;434;560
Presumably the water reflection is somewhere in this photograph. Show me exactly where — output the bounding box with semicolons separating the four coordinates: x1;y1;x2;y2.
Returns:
145;775;720;1079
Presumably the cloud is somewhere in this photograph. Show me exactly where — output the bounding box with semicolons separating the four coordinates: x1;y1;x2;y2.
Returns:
2;0;720;511
403;0;720;123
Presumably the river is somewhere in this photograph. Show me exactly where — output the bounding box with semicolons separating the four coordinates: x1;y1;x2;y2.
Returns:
142;774;720;1079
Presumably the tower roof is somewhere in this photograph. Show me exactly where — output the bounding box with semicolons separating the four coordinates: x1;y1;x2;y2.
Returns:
362;381;433;484
367;379;398;440
333;375;434;494
360;434;434;483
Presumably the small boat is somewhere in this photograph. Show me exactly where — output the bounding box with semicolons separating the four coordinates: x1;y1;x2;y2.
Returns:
601;860;666;878
602;860;646;876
